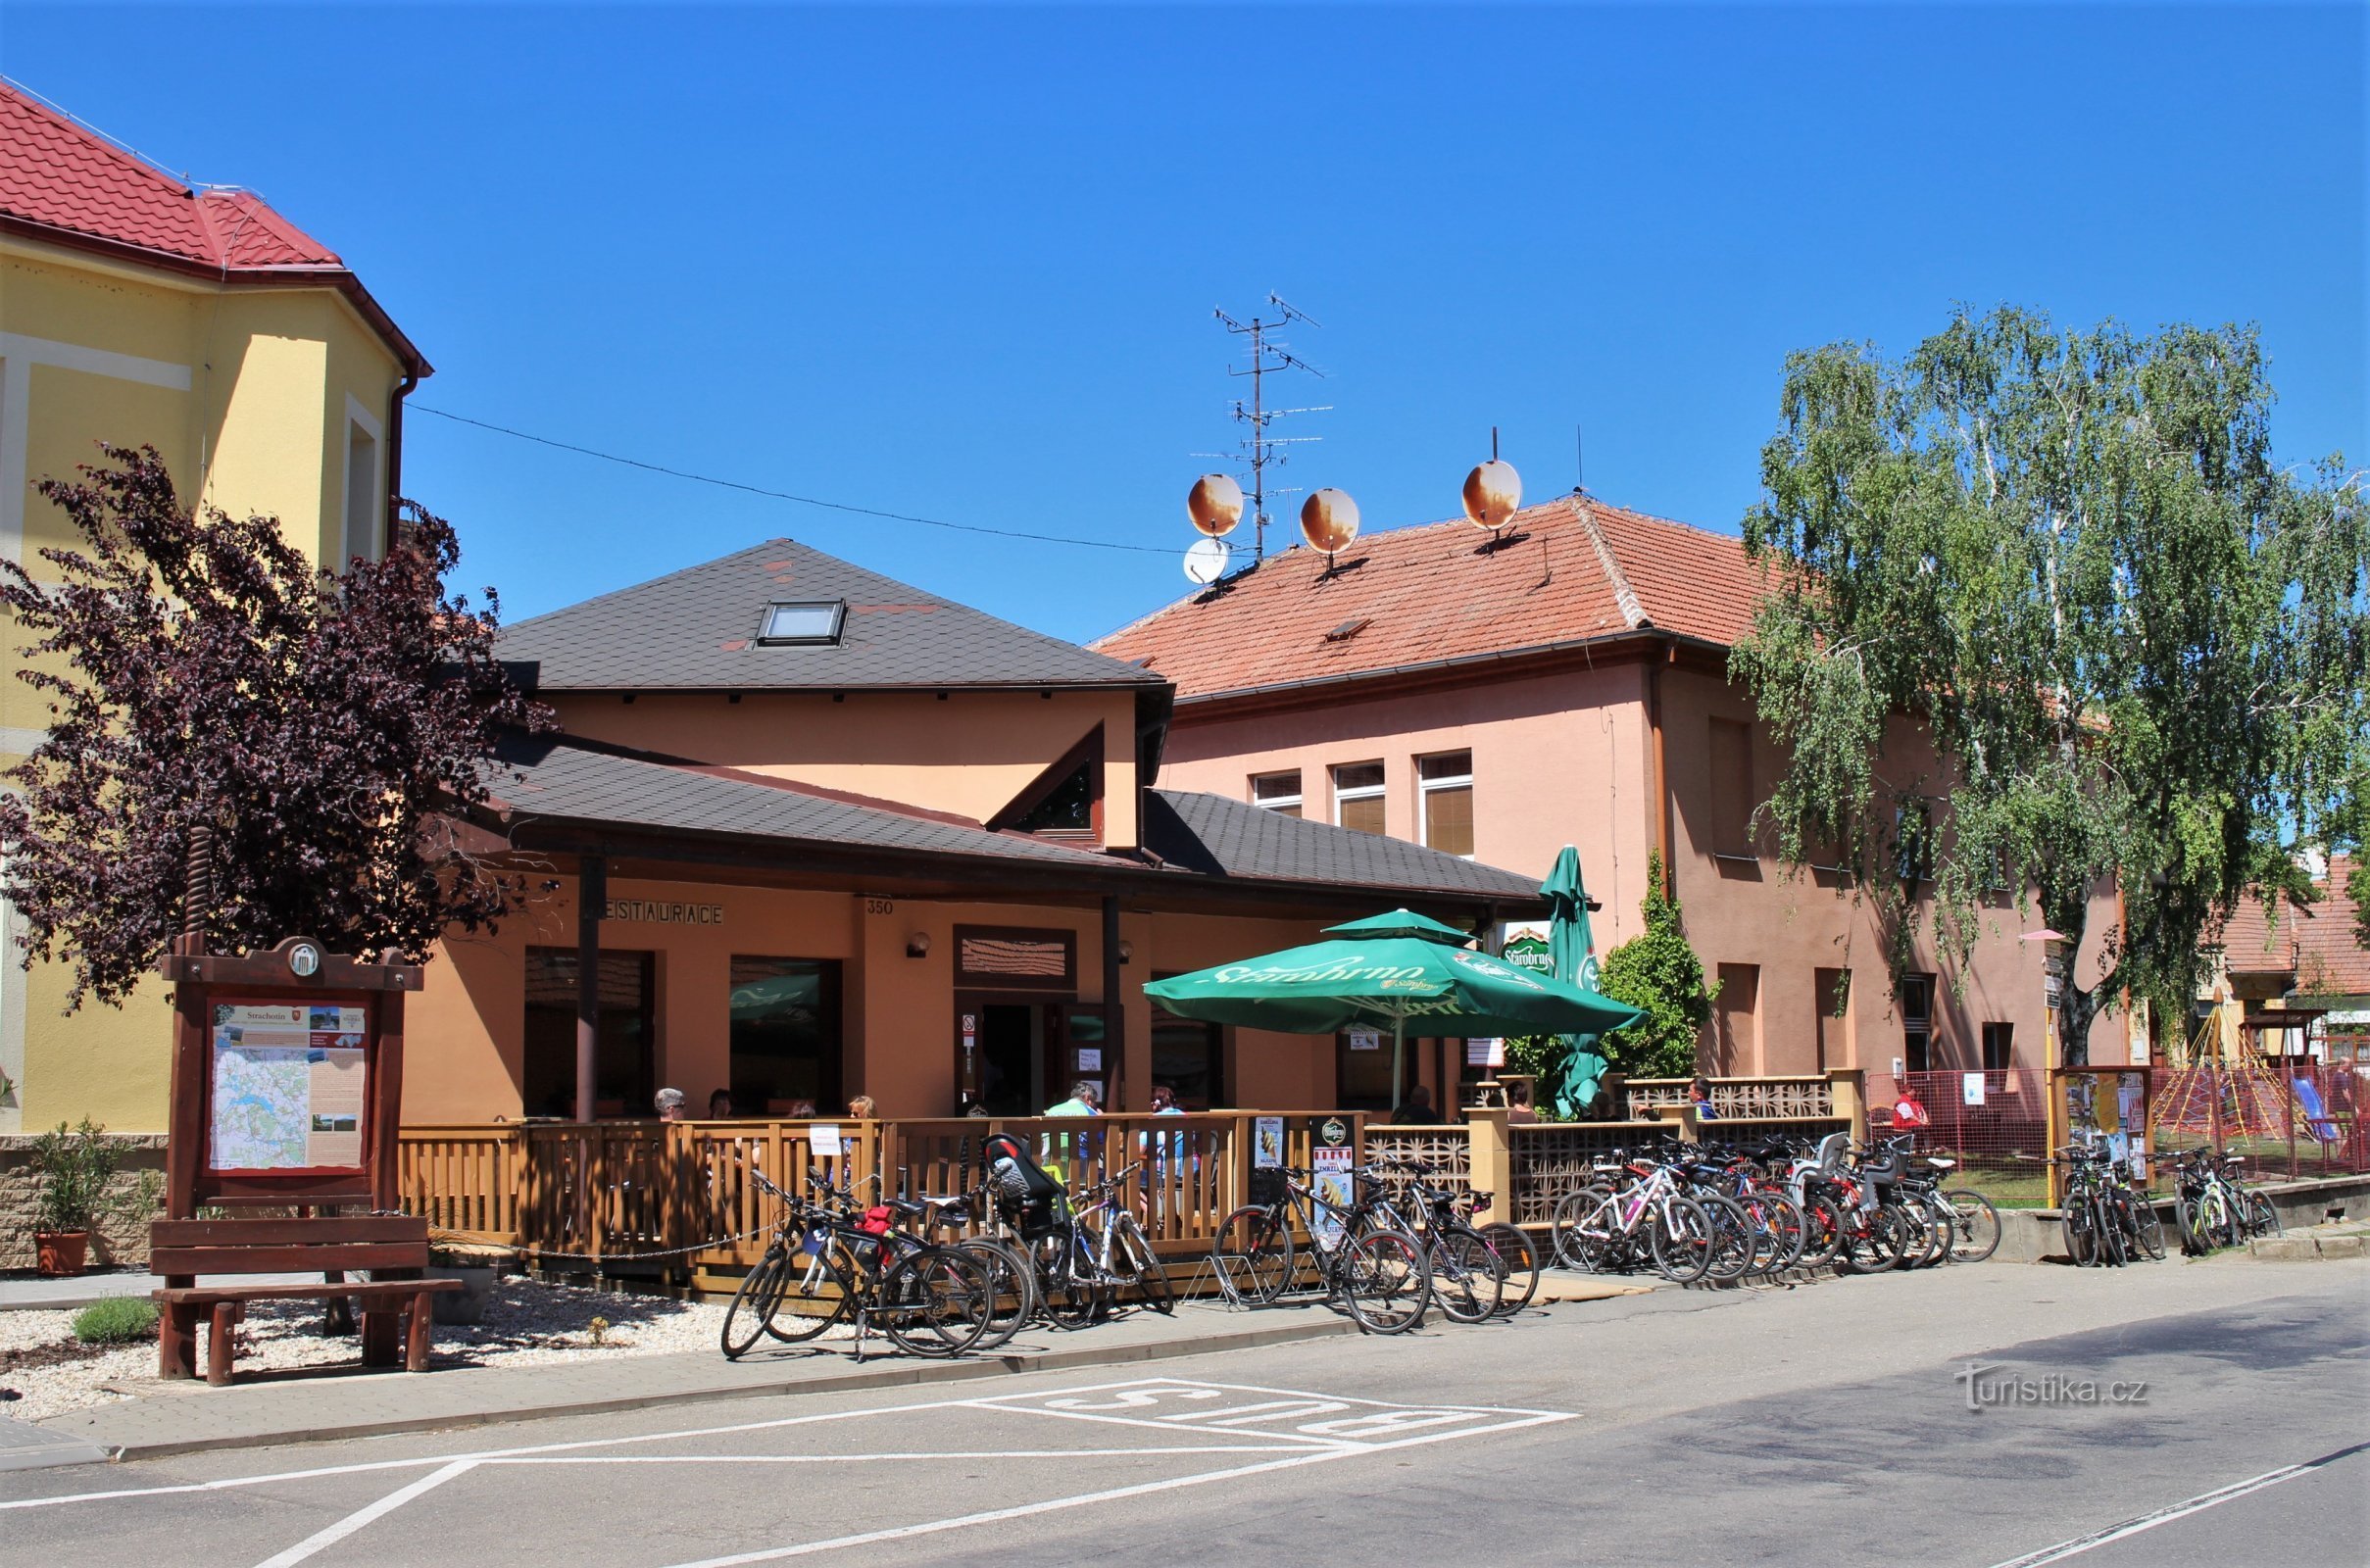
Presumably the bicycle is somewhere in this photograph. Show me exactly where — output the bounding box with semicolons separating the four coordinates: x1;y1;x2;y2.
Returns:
720;1165;994;1360
2172;1149;2281;1252
1028;1160;1173;1327
1211;1165;1433;1333
1549;1147;1720;1285
1351;1160;1506;1324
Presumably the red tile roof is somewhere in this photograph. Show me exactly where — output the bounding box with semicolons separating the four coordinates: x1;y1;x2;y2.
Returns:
0;81;427;372
1093;494;1763;701
2211;857;2370;998
0;82;340;269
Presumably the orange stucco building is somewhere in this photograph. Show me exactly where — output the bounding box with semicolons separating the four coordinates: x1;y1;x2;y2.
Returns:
401;541;1544;1125
1095;493;2130;1081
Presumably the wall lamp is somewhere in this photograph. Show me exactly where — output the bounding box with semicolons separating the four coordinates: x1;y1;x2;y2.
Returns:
906;932;932;959
1117;939;1133;964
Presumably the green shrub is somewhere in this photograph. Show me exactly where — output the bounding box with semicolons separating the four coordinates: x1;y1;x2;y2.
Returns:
72;1297;159;1345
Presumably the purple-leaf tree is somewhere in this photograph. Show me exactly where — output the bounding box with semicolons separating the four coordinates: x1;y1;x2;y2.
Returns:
0;445;549;1008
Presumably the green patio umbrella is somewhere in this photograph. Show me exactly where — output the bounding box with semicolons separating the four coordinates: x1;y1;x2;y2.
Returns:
1543;846;1612;1116
1144;909;1643;1109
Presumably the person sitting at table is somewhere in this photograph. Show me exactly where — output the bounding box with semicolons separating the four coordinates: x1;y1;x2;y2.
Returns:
1506;1080;1540;1126
708;1088;734;1118
1392;1084;1438;1125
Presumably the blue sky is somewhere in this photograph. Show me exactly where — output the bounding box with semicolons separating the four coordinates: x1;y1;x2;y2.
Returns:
5;4;2362;645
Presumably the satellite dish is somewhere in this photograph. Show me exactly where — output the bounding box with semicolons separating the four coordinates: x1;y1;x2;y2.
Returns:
1300;488;1360;554
1462;459;1523;530
1187;473;1244;537
1183;536;1231;584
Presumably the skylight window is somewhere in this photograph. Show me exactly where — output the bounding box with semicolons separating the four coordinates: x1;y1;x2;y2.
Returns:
758;600;846;646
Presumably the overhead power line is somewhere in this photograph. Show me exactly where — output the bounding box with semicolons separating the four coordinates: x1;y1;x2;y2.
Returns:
412;403;1173;557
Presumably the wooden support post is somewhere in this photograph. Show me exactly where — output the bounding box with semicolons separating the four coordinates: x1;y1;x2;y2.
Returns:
158;1301;196;1379
206;1301;240;1387
406;1292;433;1371
1827;1067;1866;1144
1466;1105;1512;1216
1101;895;1124;1110
575;856;606;1123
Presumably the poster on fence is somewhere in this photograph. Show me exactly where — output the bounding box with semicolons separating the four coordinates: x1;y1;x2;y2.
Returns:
1254;1116;1284;1168
809;1122;842;1156
1962;1072;1986;1107
1311;1145;1356;1251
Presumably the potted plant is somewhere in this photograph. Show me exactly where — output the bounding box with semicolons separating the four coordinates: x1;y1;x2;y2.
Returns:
28;1118;127;1277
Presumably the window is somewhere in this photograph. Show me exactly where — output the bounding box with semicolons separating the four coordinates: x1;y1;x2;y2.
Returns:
343;419;380;564
1711;963;1759;1074
1332;761;1385;835
1708;718;1754;858
1418;751;1474;858
1814;968;1852;1072
1012;760;1094;833
1152;994;1225;1110
1982;1022;2014;1072
1901;974;1935;1072
1894;798;1934;884
523;949;656;1117
758;601;847;645
1251;770;1304;818
729;957;842;1115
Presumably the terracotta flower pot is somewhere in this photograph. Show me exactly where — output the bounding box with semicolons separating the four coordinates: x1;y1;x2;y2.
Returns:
34;1230;90;1277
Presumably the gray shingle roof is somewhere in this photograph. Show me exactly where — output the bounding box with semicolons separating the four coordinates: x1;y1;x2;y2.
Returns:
1146;790;1541;902
484;734;1109;866
498;539;1164;692
478;738;1544;909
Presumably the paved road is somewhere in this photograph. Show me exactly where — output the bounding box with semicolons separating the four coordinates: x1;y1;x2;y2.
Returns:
4;1255;2363;1567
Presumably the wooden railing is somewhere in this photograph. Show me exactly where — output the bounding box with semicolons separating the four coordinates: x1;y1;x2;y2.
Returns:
1626;1076;1838;1118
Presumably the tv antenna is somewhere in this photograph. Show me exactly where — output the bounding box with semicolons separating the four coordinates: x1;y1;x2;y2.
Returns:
1205;294;1329;562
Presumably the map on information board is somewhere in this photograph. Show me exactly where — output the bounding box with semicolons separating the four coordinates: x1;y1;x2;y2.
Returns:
209;1003;368;1171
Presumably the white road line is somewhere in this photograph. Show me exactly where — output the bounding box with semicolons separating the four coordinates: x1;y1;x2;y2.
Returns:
486;1446;1298;1464
248;1459;476;1568
660;1409;1579;1567
0;1382;1175;1512
1987;1441;2370;1568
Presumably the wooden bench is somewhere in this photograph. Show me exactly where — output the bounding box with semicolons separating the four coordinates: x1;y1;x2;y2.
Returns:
150;1216;464;1386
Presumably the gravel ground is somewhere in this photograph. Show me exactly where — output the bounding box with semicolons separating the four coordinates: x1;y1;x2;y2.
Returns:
0;1277;749;1423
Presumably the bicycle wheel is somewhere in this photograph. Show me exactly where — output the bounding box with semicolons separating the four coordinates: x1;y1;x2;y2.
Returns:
955;1238;1035;1349
1896;1200;1945;1269
1838;1204;1905;1273
2198;1187;2236;1250
878;1247;993;1358
1211;1205;1294;1306
1110;1213;1173;1315
2245;1191;2281;1239
1941;1190;2001;1263
2096;1196;2129;1267
1032;1229;1108;1328
1797;1194;1848;1271
2063;1198;2098;1267
1697;1194;1756;1283
1339;1229;1431;1334
1649;1195;1716;1284
720;1248;791;1359
1551;1185;1613;1270
2128;1196;2167;1261
1738;1191;1805;1273
1552;1186;1617;1271
1427;1227;1505;1324
1478;1221;1541;1315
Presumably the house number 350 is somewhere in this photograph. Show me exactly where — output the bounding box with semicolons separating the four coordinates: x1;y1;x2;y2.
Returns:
864;898;895;916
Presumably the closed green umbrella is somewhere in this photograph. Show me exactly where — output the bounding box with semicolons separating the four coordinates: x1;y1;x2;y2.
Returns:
1144;914;1642;1109
1542;845;1612;1116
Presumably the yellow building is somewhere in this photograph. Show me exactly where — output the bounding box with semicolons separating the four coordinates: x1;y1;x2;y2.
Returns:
0;81;429;1132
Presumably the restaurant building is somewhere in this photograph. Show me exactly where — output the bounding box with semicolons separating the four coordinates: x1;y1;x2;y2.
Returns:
400;540;1544;1123
1094;492;2132;1079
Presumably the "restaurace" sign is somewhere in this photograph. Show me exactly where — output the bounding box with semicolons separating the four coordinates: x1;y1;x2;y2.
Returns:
606;900;724;926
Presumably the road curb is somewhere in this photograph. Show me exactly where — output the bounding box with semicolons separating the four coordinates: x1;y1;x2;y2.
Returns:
66;1312;1361;1464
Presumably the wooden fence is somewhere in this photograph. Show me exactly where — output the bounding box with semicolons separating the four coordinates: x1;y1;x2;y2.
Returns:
397;1078;1866;1294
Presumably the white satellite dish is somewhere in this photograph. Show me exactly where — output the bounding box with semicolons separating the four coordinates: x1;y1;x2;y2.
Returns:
1183;536;1231;585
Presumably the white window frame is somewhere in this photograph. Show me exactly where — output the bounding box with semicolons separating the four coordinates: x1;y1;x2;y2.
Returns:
1332;761;1385;830
341;393;386;566
1250;770;1303;815
1417;751;1474;859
